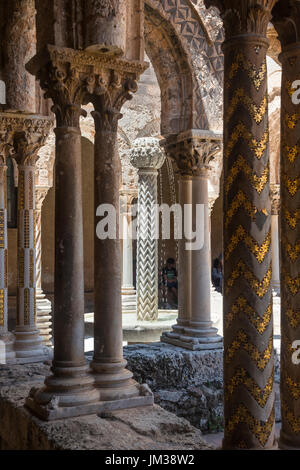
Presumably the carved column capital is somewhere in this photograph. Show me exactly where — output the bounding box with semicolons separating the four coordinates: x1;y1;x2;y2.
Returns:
163;130;222;178
130;137;166;172
204;0;278;38
26;45;148;129
11;115;52;166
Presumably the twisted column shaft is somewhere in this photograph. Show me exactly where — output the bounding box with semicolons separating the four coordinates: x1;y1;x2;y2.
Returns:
35;187;52;346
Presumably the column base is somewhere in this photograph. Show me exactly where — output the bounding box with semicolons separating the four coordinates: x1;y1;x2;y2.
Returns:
91;359;146;401
161;324;223;351
14;327;46;362
25;383;154;421
121;289;137;311
0;332;16;364
36;294;53;347
25;360;154;421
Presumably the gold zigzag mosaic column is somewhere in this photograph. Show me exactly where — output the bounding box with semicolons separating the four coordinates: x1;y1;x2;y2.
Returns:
273;0;300;450
13;117;52;361
130;138;165;322
205;0;277;449
0;116;15;363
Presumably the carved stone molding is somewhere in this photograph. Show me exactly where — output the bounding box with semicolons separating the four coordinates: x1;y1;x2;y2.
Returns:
204;0;278;38
163;130;222;177
26;46;148;129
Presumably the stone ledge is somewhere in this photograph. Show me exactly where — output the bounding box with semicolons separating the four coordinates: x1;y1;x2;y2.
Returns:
0;362;212;450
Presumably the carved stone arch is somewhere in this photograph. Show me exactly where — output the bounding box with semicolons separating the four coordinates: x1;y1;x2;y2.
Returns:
145;0;224;133
144;2;196;135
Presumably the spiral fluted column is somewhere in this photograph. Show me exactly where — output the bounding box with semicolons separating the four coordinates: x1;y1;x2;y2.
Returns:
35;187;52;346
205;0;277;450
130;138;165;322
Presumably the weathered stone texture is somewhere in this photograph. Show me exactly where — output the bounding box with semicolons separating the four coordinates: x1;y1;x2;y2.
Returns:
124;343;281;434
0;363;212;450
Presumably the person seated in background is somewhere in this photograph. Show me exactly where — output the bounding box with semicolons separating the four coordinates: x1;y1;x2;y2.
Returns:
162;258;178;308
212;257;223;293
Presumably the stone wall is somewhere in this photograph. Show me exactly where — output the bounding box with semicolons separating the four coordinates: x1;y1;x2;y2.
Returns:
124;343;281;434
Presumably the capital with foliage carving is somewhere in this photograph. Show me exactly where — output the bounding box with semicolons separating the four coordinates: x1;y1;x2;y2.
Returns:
163;130;222;178
26;46;148;130
11;115;52;166
270;183;280;215
130;138;166;172
204;0;278;38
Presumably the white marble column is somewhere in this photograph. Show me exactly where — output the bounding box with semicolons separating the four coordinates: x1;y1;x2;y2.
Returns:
120;190;136;311
130;138;165;322
35;187;52;346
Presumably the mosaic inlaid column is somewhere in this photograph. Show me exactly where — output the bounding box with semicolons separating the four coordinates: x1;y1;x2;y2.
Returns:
0;118;15;364
270;184;280;295
161;131;222;349
120;190;137;311
205;0;277;450
35;187;52;346
273;0;300;449
13;118;52;361
130;138;165;322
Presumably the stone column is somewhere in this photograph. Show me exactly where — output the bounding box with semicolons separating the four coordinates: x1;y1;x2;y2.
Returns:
89;60;153;406
130;138;165;322
0;115;15;364
13;116;52;362
205;0;276;450
35;187;52;346
273;0;300;449
25;46;100;417
161;131;223;349
270;184;280;295
120;190;137;311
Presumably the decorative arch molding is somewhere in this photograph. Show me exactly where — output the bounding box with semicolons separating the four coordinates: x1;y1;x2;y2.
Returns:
145;0;224;133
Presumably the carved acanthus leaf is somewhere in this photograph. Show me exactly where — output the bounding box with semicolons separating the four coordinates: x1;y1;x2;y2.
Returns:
164;133;222;177
204;0;278;37
26;46;147;129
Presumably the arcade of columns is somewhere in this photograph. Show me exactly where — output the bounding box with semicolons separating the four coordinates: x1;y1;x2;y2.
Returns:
1;0;300;451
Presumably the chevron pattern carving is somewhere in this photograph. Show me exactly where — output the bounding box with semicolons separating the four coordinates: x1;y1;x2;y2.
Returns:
130;137;165;322
136;172;158;321
276;39;300;447
219;1;275;449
